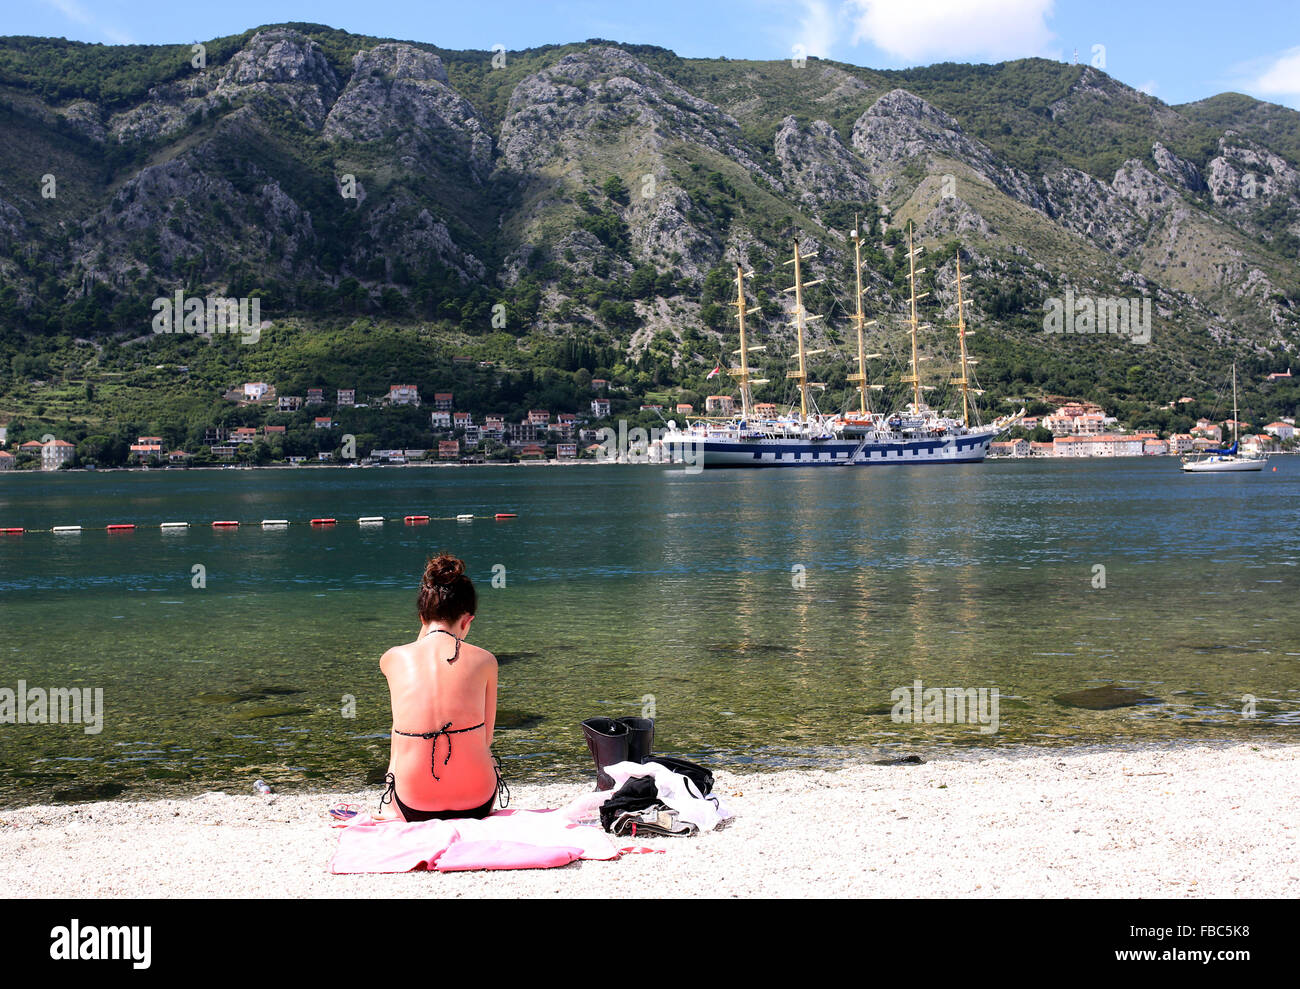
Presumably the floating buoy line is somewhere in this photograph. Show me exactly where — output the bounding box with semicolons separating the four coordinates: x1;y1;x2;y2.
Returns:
0;513;518;534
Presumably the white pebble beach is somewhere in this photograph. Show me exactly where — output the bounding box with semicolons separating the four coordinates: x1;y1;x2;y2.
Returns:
3;741;1296;898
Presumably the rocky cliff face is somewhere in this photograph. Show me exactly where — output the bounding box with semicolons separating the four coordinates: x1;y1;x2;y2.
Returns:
324;44;493;185
851;89;1044;211
775;115;874;223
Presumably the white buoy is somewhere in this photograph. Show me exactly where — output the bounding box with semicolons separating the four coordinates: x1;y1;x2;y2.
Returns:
456;514;474;521
52;525;82;532
160;522;190;529
261;519;289;527
358;516;384;524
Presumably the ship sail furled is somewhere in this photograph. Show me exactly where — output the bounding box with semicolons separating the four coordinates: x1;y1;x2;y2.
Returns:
661;228;1023;468
728;263;768;420
845;215;880;419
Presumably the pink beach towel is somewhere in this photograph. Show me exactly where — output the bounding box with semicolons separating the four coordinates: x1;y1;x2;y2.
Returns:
329;808;622;874
435;840;584;872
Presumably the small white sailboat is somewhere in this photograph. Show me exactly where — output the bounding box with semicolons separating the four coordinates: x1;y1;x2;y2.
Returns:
1181;364;1266;473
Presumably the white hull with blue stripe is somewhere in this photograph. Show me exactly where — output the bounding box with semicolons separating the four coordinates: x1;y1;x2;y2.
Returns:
662;416;1013;469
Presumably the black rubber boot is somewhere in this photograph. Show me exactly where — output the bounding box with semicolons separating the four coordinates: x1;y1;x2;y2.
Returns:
581;717;630;791
617;717;655;764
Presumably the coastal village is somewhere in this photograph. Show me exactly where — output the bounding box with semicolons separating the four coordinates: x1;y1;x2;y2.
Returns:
1;383;1295;470
990;399;1294;459
1;376;648;469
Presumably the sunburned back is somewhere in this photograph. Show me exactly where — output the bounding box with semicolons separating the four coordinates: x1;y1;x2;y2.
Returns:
382;630;498;812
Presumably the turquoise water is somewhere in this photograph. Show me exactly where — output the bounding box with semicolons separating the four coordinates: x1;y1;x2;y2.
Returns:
1;459;1297;806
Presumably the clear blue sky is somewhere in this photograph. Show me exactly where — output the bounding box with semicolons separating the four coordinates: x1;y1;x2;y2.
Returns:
10;0;1300;108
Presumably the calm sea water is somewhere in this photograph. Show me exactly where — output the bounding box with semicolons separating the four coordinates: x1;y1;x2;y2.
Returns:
1;459;1297;806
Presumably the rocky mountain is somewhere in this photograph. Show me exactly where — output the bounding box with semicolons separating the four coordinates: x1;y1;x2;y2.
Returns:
0;24;1298;431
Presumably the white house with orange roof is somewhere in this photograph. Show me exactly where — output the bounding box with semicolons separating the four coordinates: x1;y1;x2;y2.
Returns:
990;438;1030;457
705;395;736;415
42;439;76;470
1192;419;1222;442
388;385;421;407
1264;421;1295;442
1053;434;1144;457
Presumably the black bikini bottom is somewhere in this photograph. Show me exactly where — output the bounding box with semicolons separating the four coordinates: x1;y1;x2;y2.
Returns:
380;760;509;822
387;777;496;821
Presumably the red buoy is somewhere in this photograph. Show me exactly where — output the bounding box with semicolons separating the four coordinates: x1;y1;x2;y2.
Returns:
0;527;23;534
404;515;430;523
311;518;337;525
212;520;240;528
494;513;517;520
106;524;136;531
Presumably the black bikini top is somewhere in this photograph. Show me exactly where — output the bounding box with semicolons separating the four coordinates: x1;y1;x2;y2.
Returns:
391;627;481;780
424;626;462;663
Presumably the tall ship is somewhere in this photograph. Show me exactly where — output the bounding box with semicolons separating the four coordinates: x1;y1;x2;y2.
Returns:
663;222;1022;468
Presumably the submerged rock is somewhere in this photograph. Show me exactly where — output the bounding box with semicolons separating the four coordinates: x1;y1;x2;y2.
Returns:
195;692;257;705
230;704;313;721
365;766;389;785
496;709;543;729
1053;686;1161;710
872;755;925;766
494;652;538;665
52;782;126;802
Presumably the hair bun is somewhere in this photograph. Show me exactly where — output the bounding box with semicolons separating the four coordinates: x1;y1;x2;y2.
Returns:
424;553;465;587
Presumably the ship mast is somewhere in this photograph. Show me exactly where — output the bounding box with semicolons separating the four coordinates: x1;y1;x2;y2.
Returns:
1232;362;1238;448
784;239;825;422
846;216;878;416
949;251;973;427
729;263;768;419
899;222;928;410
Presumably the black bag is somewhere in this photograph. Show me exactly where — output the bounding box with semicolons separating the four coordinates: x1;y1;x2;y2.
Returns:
642;756;713;797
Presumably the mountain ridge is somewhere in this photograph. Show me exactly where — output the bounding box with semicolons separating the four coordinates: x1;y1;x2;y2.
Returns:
0;23;1297;448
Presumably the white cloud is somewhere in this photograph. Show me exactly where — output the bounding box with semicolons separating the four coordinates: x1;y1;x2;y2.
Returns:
794;0;837;59
846;0;1056;64
1250;46;1300;105
40;0;135;44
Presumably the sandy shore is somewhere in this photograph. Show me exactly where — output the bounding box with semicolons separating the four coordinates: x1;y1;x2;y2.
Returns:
3;742;1296;898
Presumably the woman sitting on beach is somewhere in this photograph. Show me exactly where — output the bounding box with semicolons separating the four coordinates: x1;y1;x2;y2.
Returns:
378;553;505;821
